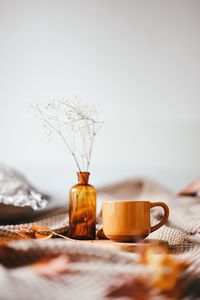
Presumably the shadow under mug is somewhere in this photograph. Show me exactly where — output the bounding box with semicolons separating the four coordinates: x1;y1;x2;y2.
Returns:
102;200;169;242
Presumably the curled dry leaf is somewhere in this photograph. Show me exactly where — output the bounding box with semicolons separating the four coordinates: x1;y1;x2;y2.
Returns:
17;225;74;241
96;228;107;240
0;235;22;245
17;225;53;240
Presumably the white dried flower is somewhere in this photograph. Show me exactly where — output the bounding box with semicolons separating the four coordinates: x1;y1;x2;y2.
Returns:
31;98;103;171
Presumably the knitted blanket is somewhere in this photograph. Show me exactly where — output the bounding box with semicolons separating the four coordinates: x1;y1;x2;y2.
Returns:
0;178;193;246
1;177;200;299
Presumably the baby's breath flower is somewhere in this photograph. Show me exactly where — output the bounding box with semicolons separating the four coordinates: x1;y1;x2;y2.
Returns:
31;98;103;171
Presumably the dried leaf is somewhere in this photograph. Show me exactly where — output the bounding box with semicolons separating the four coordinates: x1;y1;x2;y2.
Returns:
30;254;72;280
107;277;152;300
107;243;190;299
17;225;53;240
0;235;21;244
16;225;74;241
137;243;189;298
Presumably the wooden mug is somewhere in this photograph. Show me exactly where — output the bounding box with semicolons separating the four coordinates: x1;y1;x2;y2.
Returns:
102;200;169;242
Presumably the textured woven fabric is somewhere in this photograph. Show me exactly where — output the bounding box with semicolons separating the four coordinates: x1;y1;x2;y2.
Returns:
0;240;135;300
1;178;200;245
0;239;200;300
1;178;200;299
0;207;68;242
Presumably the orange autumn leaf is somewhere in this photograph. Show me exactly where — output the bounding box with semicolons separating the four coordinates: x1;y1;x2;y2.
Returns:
107;277;152;300
0;235;21;244
30;254;72;280
138;243;188;293
17;225;74;241
17;225;53;240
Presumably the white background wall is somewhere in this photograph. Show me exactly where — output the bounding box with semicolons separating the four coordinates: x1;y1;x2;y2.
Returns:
0;0;200;198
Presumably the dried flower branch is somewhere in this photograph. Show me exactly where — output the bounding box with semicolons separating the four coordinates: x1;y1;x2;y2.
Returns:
31;98;103;171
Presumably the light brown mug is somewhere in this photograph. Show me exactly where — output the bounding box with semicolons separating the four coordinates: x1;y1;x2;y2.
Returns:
102;200;169;242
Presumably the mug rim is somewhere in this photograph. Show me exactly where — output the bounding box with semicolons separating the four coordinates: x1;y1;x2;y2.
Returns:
103;200;151;204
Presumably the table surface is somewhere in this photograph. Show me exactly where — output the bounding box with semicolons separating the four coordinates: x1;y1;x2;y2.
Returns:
70;238;169;253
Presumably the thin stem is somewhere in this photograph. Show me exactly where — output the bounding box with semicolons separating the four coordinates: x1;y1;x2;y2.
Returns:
86;122;95;171
50;231;76;242
33;106;82;172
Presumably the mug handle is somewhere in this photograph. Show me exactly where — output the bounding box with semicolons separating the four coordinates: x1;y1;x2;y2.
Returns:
150;202;169;233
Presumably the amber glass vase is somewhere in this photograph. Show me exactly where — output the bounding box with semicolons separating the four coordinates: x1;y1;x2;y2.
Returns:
69;172;96;240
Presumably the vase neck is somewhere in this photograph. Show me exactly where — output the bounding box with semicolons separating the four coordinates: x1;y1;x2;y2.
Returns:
77;172;90;184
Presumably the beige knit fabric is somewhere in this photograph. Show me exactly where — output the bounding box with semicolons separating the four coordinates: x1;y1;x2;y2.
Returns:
0;239;200;300
1;178;200;245
0;178;200;299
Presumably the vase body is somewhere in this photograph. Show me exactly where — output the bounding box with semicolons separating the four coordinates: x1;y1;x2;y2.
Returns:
69;172;96;240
